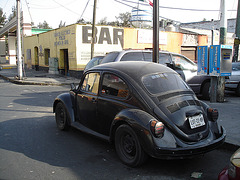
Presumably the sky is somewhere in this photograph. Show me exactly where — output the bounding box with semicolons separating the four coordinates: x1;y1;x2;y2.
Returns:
0;0;238;29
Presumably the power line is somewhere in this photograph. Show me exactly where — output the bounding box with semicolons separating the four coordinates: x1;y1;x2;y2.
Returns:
114;0;181;23
24;0;34;24
28;0;78;10
80;0;91;19
3;0;10;9
117;0;236;12
51;0;80;16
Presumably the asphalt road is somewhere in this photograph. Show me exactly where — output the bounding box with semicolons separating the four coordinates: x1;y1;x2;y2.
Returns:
0;79;237;180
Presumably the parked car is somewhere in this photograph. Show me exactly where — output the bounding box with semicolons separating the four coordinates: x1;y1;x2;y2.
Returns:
83;56;104;73
225;62;240;96
100;49;211;99
53;61;225;167
218;148;240;180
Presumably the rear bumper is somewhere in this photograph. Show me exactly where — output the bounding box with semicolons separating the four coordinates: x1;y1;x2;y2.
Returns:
151;127;226;159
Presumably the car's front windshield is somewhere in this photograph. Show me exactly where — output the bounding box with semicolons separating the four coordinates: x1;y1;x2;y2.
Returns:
142;72;190;94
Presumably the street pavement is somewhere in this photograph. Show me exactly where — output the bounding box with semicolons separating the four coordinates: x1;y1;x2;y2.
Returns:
0;64;239;150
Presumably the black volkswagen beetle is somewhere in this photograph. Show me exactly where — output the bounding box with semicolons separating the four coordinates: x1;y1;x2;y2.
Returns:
53;61;226;167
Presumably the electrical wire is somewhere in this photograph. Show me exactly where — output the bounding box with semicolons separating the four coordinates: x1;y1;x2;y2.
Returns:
28;0;78;10
80;0;91;19
230;0;237;18
3;0;10;9
114;0;181;23
117;0;236;12
51;0;80;16
24;0;34;24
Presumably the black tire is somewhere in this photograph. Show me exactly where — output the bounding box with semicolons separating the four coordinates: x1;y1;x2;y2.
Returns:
236;83;240;97
115;124;148;167
202;82;210;100
55;102;70;131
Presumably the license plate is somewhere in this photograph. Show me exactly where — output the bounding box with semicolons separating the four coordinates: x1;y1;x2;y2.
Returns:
189;114;205;129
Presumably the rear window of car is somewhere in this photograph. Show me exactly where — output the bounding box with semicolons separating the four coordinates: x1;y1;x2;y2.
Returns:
142;72;189;94
101;52;120;64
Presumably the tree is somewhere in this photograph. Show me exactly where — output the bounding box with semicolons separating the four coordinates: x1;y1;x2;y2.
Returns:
59;20;66;28
8;6;16;22
76;18;91;24
0;7;6;26
37;20;52;29
115;12;132;27
98;17;108;25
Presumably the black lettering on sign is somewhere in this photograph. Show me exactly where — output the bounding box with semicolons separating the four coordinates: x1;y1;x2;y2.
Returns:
82;26;97;43
82;26;123;48
113;28;123;48
98;28;112;44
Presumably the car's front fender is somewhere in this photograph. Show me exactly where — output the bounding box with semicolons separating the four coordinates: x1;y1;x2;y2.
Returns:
53;92;75;124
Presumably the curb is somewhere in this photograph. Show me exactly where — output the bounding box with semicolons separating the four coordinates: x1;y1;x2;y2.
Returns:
0;74;70;86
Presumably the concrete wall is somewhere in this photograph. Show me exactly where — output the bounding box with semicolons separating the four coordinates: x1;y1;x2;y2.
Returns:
0;37;6;64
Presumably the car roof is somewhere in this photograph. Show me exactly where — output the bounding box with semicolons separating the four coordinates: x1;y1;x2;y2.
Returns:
88;61;177;78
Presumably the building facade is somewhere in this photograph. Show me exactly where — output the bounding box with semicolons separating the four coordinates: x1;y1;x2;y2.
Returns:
23;24;208;77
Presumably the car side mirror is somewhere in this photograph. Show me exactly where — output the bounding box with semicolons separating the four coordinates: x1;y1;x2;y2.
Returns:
70;83;76;91
166;63;175;70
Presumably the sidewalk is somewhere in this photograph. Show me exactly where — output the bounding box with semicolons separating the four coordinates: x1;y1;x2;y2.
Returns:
1;65;239;149
0;65;80;86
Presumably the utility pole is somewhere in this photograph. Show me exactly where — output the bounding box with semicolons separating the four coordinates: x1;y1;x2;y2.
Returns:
91;0;97;60
217;0;227;102
233;0;240;62
152;0;159;63
210;29;217;103
17;0;23;80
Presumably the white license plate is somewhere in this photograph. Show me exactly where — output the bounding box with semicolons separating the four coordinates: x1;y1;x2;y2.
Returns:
189;114;205;129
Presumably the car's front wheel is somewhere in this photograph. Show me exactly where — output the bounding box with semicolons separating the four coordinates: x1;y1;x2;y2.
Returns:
55;102;70;131
115;124;148;167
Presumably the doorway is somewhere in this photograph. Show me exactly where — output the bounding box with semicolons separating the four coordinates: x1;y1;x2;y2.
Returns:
44;49;50;66
60;49;69;76
34;47;39;71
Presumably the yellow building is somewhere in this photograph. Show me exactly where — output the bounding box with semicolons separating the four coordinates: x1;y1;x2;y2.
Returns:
23;24;208;77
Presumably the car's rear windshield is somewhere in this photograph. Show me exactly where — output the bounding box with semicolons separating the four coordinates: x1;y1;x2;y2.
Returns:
142;72;190;94
101;52;120;64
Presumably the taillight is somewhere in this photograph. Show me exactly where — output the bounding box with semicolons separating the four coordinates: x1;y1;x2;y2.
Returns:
150;120;165;138
207;108;218;122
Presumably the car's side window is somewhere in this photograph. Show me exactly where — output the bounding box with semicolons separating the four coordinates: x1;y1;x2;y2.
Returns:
159;53;171;64
81;72;100;94
121;52;144;61
101;73;129;98
172;55;196;71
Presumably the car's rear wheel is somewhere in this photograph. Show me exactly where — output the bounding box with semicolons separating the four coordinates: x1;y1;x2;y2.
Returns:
55;102;70;131
115;124;147;167
202;82;210;100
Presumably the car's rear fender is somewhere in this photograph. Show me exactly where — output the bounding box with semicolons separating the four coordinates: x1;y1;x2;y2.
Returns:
110;108;167;154
53;92;75;125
